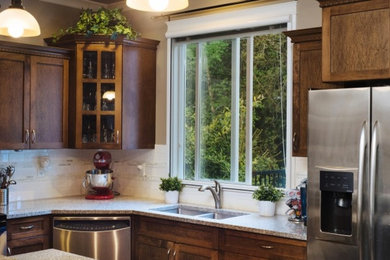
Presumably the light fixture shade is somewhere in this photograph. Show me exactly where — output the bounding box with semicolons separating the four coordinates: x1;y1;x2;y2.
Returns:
0;8;40;38
126;0;188;12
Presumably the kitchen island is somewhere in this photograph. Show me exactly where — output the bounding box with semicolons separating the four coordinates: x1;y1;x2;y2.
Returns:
0;249;93;259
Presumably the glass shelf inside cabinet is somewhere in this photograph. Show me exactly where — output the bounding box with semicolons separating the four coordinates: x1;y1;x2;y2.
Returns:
101;115;115;143
83;83;97;111
83;51;97;79
101;51;115;79
82;115;97;143
101;83;115;111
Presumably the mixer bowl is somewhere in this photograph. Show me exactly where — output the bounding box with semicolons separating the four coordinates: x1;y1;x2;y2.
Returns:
86;173;113;188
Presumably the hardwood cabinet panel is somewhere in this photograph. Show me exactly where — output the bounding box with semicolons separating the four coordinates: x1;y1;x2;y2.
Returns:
7;235;49;256
30;56;68;149
322;0;390;81
0;52;29;150
134;235;172;260
220;251;268;260
219;229;306;260
174;243;218;260
284;28;341;157
133;216;219;260
0;41;69;150
7;215;51;256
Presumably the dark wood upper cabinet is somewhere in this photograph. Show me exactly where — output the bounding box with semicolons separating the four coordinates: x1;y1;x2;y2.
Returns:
284;28;341;157
320;0;390;81
0;41;69;150
46;35;159;149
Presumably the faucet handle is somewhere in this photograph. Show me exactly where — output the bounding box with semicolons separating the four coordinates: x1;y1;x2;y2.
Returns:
214;180;221;193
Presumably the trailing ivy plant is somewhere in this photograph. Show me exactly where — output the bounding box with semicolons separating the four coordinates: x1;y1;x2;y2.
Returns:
52;8;138;42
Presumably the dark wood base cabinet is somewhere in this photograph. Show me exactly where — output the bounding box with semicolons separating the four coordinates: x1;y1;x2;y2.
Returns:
133;216;306;260
7;215;51;256
133;216;219;260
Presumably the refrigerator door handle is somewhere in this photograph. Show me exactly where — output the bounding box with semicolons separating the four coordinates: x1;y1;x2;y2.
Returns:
357;121;367;258
369;120;379;260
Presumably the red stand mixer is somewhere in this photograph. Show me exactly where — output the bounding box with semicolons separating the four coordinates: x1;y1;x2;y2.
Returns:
84;151;115;200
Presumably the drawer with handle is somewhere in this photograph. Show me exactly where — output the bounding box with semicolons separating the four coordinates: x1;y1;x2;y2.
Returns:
8;215;50;240
220;229;307;260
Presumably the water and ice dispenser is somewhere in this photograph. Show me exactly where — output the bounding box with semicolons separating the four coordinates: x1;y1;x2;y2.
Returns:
320;171;354;235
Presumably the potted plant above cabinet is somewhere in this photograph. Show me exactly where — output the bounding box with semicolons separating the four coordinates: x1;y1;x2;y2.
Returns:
45;8;159;149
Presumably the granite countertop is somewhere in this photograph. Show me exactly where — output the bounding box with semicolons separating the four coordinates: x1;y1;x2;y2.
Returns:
0;249;93;260
3;196;307;241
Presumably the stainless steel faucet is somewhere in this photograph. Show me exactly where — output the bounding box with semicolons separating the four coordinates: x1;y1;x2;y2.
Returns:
198;180;222;209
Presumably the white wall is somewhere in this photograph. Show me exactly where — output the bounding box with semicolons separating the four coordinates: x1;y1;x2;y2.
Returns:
1;0;321;212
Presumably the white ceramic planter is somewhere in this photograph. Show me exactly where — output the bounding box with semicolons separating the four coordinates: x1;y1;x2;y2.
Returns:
165;190;179;204
258;200;276;217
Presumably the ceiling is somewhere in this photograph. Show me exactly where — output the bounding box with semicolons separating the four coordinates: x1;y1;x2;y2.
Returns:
88;0;122;4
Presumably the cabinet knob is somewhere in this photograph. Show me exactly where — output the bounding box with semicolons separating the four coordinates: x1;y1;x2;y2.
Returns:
260;245;274;249
7;246;11;256
24;129;30;144
31;129;36;144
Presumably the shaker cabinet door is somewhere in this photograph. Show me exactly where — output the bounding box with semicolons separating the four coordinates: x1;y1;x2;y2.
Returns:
0;52;29;150
30;56;68;149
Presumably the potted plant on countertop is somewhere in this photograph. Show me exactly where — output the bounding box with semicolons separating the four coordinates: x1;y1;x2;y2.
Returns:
159;176;183;204
252;184;284;217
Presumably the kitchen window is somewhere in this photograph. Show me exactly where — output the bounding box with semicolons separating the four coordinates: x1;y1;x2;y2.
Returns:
168;1;296;189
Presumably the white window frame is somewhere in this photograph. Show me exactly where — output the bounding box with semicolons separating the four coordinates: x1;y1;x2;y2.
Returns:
167;1;296;190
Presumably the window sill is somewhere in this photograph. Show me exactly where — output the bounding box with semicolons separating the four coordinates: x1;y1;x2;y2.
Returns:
182;180;260;193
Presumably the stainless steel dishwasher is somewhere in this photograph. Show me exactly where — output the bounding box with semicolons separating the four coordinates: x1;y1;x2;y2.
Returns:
53;216;131;260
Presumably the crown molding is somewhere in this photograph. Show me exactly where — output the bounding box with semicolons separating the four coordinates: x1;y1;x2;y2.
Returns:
39;0;108;10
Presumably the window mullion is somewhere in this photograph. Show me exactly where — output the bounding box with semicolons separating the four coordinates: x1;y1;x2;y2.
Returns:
231;38;240;183
245;36;254;185
177;44;186;179
194;43;202;180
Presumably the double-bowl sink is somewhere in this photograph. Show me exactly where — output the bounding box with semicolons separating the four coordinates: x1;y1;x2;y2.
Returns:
150;204;249;220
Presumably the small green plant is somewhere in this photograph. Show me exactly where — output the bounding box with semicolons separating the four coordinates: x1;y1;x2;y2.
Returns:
159;177;183;192
252;184;283;202
52;8;138;42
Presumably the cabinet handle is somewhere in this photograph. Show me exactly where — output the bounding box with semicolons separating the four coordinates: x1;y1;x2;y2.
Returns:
19;224;34;230
115;130;120;144
31;129;36;144
292;131;298;151
167;248;171;256
173;250;177;259
24;129;30;144
7;246;11;256
260;245;274;249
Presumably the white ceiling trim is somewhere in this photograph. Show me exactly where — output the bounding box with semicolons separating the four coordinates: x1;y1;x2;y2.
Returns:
39;0;108;10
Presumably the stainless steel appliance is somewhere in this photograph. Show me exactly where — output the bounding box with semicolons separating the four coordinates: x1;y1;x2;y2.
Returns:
53;216;131;260
307;87;390;260
0;213;6;256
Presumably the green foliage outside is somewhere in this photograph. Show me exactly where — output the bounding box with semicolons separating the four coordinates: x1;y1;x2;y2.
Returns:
184;32;287;186
52;8;138;42
252;184;284;202
159;177;183;192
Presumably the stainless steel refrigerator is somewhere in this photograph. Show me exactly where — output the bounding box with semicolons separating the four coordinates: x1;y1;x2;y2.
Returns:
307;87;390;260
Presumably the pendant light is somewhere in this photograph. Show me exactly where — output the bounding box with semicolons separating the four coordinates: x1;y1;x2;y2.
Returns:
126;0;189;12
0;0;40;38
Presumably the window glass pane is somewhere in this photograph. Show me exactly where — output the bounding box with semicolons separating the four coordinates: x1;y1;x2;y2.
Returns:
199;40;232;181
239;38;248;183
252;33;287;188
185;43;196;180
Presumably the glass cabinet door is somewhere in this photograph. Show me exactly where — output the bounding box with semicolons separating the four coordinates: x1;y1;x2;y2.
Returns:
79;47;120;148
83;51;97;79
